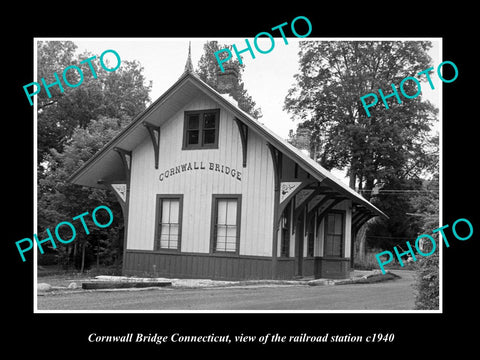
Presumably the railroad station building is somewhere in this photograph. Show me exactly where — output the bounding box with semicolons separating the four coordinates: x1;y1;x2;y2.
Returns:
69;49;386;280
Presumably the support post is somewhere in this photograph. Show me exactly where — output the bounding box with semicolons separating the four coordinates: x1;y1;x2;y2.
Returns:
112;147;132;275
267;143;282;279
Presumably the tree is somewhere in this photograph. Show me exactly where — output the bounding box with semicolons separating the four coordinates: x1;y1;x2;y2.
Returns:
38;117;129;271
196;41;262;119
365;132;439;252
37;40;152;270
284;41;439;262
37;41;152;164
365;178;424;251
284;41;438;193
410;173;440;310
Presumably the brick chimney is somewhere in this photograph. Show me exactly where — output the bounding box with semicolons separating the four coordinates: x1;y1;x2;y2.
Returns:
216;64;242;101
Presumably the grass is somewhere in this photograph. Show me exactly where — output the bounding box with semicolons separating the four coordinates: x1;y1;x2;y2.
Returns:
353;249;416;272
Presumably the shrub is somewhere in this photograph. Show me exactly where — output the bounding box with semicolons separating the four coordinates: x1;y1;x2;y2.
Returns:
413;252;439;310
38;252;58;266
354;248;384;270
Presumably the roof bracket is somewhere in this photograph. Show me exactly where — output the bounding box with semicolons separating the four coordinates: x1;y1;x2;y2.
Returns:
143;122;160;169
113;147;132;181
267;143;282;192
234;117;248;168
315;197;347;227
353;211;374;230
292;187;320;232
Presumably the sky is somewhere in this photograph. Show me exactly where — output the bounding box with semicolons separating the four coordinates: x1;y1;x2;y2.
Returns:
68;37;303;138
41;37;442;183
66;37;442;140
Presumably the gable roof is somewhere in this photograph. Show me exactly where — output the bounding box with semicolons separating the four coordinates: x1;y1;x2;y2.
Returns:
68;70;387;219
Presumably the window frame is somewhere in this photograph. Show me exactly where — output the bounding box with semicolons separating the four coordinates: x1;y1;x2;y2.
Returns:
154;194;183;252
280;201;292;258
306;215;315;257
182;109;220;150
210;194;242;256
323;210;345;258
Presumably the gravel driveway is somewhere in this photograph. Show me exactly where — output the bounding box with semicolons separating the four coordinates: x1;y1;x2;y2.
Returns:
36;270;417;311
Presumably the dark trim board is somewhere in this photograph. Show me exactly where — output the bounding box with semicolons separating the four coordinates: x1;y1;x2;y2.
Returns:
315;257;351;279
124;250;351;280
277;257;351;279
124;250;272;280
276;258;296;280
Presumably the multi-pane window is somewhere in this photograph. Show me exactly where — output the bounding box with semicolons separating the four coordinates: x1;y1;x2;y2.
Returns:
212;196;241;253
183;109;220;149
186;114;200;146
155;196;182;251
324;212;344;257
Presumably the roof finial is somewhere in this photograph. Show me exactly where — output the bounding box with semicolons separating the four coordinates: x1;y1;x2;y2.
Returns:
184;41;194;73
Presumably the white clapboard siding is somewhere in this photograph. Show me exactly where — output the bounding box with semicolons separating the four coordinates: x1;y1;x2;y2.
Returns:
126;94;274;257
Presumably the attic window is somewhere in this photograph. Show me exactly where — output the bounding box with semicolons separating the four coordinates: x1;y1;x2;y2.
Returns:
183;109;220;149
